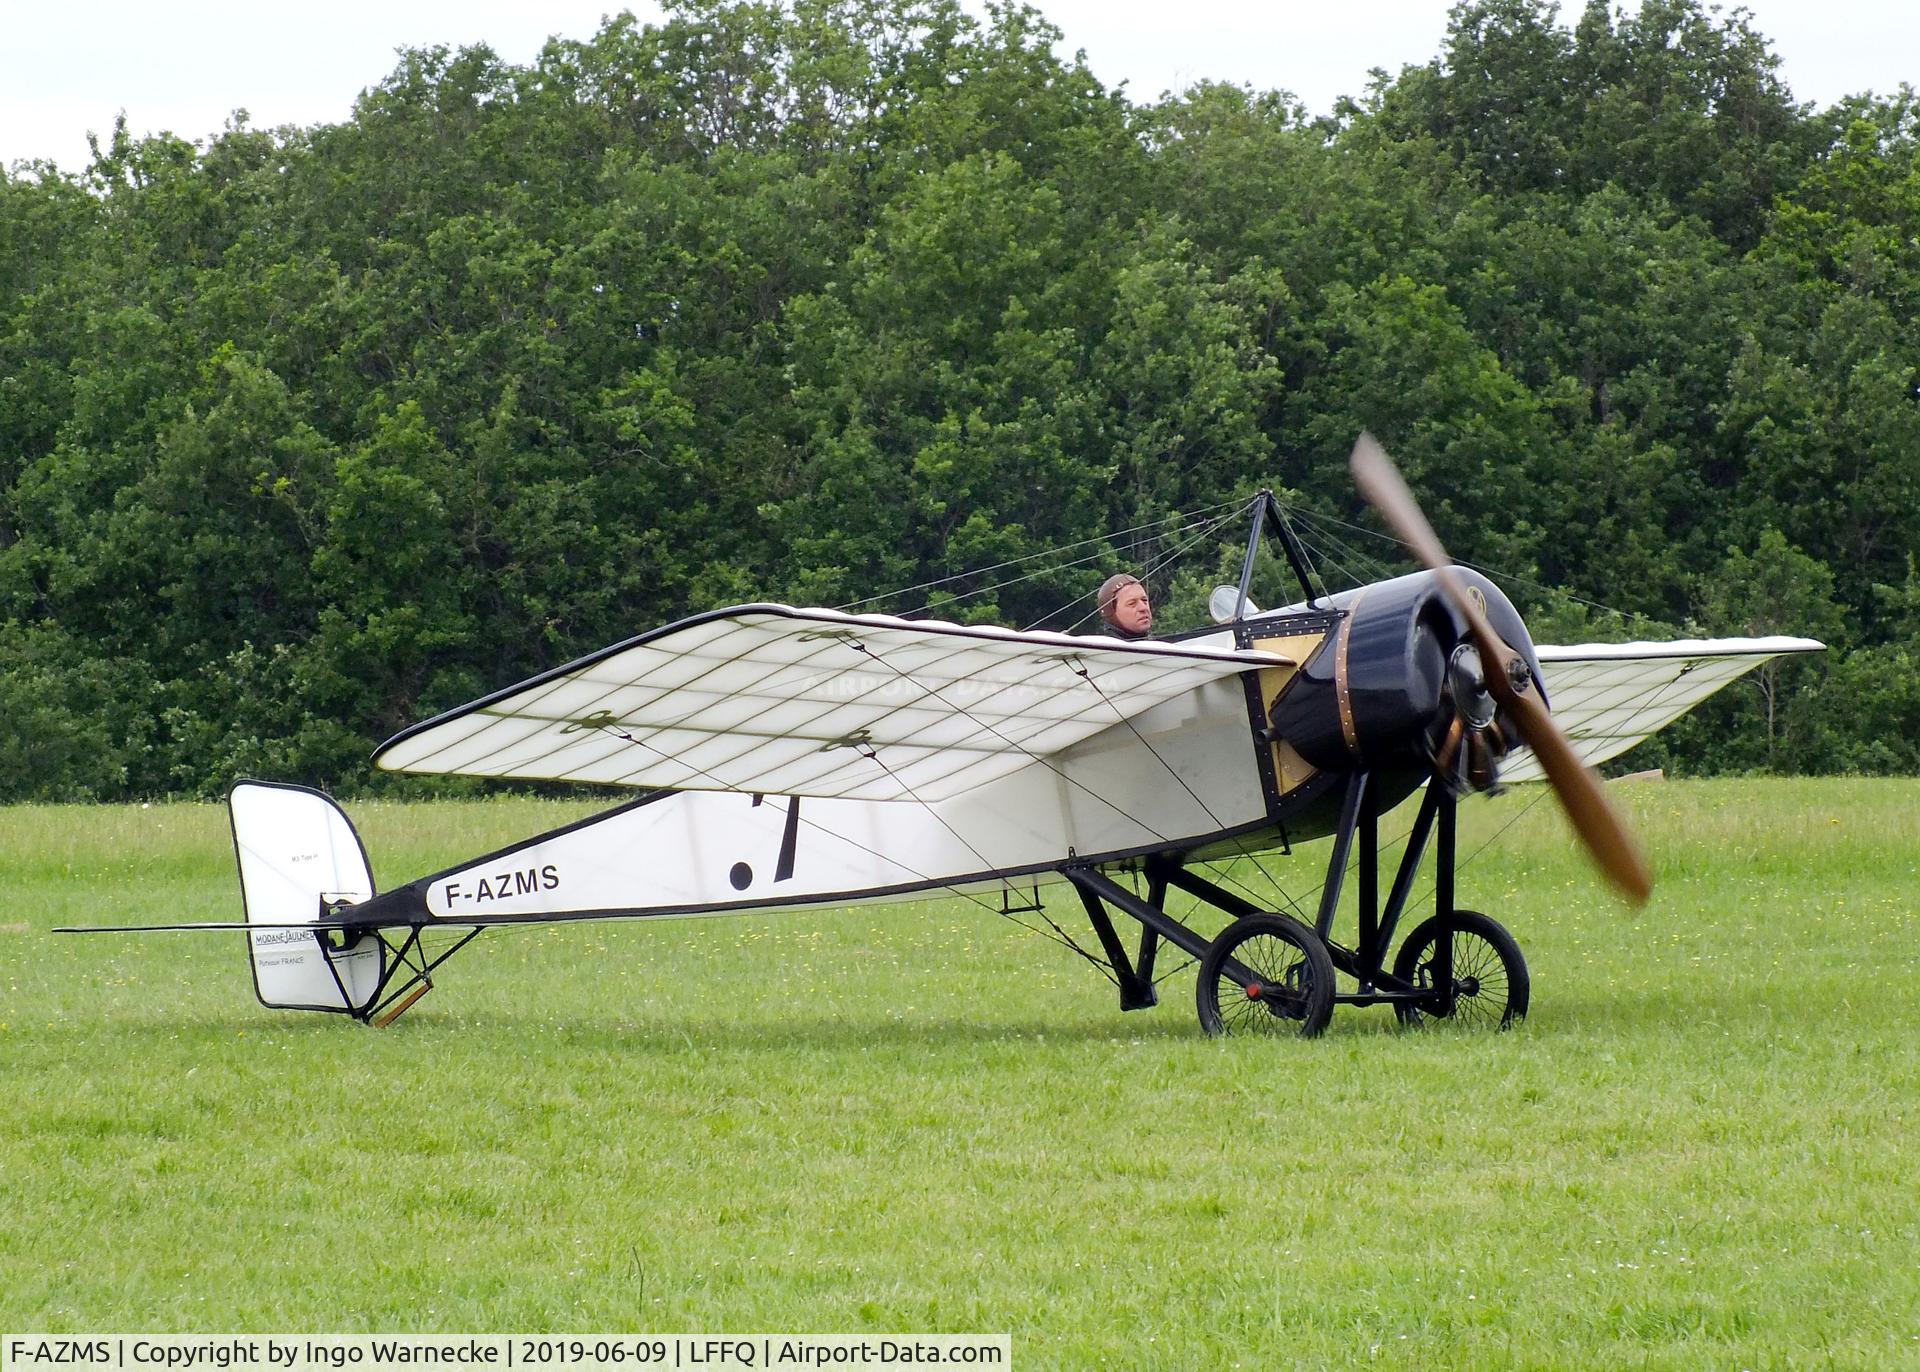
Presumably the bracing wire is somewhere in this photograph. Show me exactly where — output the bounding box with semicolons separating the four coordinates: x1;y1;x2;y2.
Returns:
851;736;1119;982
838;500;1331;976
847;640;1194;848
834;496;1247;615
561;493;1273;982
1290;524;1397;595
1040;501;1255;633
1282;502;1670;630
843;630;1318;962
901;540;1132;620
1071;661;1313;920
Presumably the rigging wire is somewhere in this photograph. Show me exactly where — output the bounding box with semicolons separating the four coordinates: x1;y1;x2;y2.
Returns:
1272;501;1334;606
847;641;1195;847
900;540;1138;620
852;496;1324;952
851;736;1119;983
1282;502;1669;629
848;491;1397;941
1071;660;1313;921
593;487;1653;990
1290;523;1397;594
1039;500;1255;633
833;496;1247;615
558;488;1292;981
843;631;1308;953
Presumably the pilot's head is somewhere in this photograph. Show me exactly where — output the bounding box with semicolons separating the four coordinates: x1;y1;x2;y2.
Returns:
1098;573;1153;639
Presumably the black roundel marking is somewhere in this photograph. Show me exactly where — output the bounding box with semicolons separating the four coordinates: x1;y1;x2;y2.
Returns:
729;862;753;891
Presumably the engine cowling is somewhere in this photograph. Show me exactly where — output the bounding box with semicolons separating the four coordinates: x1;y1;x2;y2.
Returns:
1267;570;1544;793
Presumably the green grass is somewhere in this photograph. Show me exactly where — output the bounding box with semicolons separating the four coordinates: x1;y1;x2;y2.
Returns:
3;780;1917;1368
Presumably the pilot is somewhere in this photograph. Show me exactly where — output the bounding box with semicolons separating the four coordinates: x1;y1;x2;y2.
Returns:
1097;573;1154;640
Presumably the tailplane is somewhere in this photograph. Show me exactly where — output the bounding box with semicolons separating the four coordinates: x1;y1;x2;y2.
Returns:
230;781;384;1013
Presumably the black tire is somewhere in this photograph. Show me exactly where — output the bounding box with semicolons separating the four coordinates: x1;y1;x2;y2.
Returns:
1392;909;1529;1029
1196;914;1336;1039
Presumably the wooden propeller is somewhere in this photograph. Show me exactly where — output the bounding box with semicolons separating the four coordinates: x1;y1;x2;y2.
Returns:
1349;433;1653;905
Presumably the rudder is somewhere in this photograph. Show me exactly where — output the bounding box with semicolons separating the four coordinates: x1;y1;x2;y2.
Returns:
229;781;384;1013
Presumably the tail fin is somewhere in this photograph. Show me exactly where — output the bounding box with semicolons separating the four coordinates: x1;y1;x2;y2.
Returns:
230;781;385;1014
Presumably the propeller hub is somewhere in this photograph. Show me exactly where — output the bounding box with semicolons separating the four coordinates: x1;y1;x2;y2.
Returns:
1433;639;1512;796
1447;644;1496;730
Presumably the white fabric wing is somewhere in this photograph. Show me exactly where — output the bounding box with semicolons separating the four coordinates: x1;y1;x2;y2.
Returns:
1503;636;1825;781
374;605;1284;802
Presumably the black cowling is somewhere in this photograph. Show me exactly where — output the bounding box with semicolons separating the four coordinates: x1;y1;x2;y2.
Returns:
1266;570;1543;791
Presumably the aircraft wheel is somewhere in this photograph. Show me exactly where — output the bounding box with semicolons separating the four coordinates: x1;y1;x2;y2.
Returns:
1392;909;1529;1029
1196;914;1335;1039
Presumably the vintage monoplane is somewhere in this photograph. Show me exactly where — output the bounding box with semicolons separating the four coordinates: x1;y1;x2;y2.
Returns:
64;439;1822;1036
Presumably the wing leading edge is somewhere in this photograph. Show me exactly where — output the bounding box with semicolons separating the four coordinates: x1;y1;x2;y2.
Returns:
374;604;1287;802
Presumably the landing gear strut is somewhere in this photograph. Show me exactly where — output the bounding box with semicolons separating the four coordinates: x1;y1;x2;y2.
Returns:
1062;773;1528;1038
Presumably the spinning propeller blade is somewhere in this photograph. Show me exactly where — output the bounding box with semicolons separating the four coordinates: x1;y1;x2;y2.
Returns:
1349;433;1653;905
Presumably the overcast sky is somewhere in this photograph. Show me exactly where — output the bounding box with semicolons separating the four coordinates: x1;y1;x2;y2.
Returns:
4;0;1915;174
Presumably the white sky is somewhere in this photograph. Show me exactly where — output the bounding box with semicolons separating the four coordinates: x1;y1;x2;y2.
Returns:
3;0;1914;174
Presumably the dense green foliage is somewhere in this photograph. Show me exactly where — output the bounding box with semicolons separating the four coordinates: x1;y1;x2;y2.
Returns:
2;0;1917;799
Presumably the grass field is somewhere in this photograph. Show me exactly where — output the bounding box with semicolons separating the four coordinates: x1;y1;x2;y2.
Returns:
2;779;1917;1368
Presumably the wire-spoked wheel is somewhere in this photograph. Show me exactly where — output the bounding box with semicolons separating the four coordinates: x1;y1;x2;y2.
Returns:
1392;909;1529;1029
1196;913;1336;1038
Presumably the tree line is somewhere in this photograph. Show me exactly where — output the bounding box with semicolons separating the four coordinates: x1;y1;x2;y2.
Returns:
2;0;1916;800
